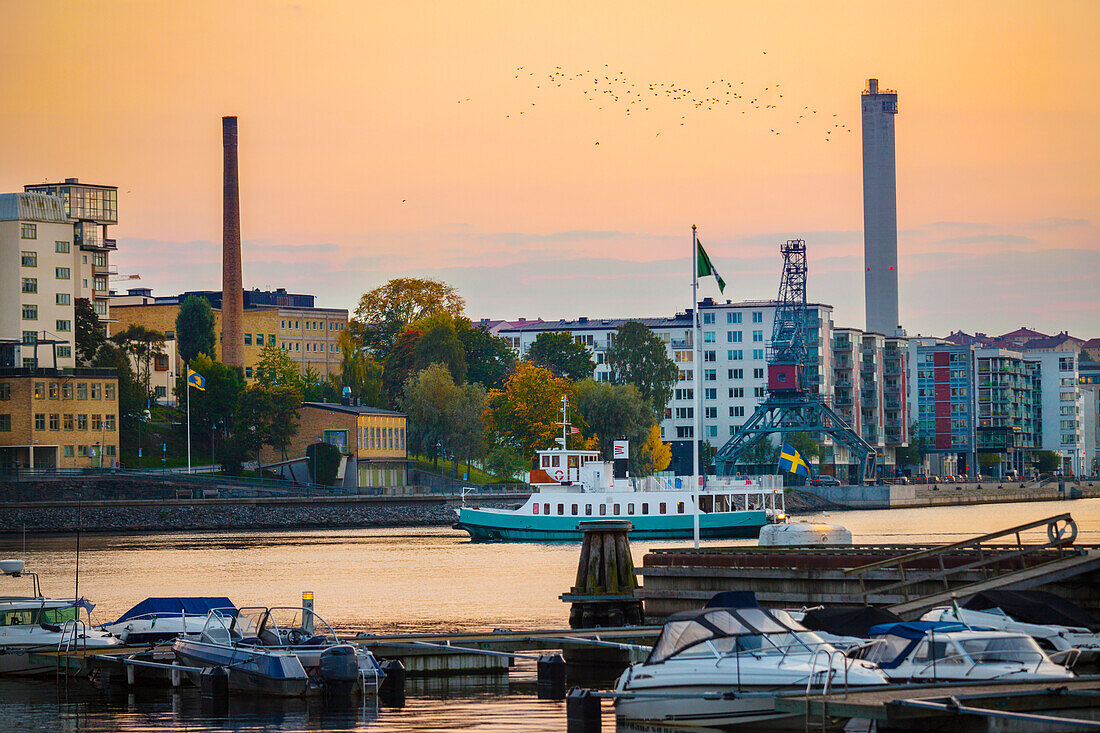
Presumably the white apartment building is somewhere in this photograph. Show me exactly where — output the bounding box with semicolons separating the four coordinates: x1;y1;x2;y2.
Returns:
1026;351;1091;475
1;193;81;369
498;299;834;475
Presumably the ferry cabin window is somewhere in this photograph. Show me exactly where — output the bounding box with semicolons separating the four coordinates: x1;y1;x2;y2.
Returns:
627;503;634;515
571;504;578;516
613;504;621;514
642;503;649;515
599;504;607;516
533;503;539;514
543;503;550;515
659;502;667;514
557;504;564;515
542;455;551;468
585;504;593;516
677;502;685;514
552;456;561;467
568;455;579;469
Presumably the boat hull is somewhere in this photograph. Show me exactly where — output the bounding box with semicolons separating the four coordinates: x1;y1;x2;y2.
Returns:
615;683;845;731
173;639;311;697
456;508;768;541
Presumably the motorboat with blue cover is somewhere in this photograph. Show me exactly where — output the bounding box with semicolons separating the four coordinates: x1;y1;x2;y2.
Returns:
173;605;384;696
101;597;235;644
614;592;887;730
858;621;1076;682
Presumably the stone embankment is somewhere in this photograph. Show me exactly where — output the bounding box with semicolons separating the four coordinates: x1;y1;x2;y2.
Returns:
790;480;1100;512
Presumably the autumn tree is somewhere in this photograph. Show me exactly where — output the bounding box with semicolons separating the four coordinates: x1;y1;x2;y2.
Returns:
606;320;678;417
525;331;595;381
455;318;515;390
74;298;105;365
382;328;422;406
483;363;589;465
633;424;672;476
401;363;486;469
176;295;217;364
354;278;465;357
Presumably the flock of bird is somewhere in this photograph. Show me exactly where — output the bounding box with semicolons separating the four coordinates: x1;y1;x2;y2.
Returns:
457;62;853;146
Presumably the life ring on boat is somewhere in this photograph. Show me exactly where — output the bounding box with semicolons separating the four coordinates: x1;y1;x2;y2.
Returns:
551;468;566;482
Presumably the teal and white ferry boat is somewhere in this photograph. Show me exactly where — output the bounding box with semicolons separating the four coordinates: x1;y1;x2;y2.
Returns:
455;402;785;542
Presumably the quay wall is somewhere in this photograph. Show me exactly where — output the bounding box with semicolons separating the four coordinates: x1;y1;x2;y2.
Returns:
794;481;1100;510
0;494;523;533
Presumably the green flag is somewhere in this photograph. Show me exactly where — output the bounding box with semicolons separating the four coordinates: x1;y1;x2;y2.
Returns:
697;240;726;293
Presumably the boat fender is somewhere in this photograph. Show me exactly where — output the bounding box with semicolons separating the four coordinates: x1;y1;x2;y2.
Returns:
319;645;358;683
39;623;62;632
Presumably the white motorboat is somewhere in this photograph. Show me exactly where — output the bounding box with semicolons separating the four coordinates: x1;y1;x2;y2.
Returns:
100;596;235;644
0;559;120;675
173;605;384;697
921;593;1100;664
859;621;1076;682
614;597;888;730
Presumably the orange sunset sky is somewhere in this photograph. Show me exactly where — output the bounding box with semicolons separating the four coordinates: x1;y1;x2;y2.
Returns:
2;1;1097;336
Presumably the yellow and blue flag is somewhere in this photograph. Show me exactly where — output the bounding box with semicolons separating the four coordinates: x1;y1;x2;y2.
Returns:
778;443;810;477
187;367;206;392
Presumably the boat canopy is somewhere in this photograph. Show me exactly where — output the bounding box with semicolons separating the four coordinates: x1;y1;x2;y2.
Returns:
647;604;804;664
802;605;903;638
865;621;977;669
112;597;235;624
963;590;1099;632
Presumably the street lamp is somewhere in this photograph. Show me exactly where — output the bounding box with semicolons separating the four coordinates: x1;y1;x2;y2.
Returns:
437;440;443;478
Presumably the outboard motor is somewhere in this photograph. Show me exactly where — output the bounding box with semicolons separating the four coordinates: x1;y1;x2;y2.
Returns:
319;644;359;698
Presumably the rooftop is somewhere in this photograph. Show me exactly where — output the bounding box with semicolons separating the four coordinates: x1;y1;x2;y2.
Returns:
303;402;405;417
0;193;69;223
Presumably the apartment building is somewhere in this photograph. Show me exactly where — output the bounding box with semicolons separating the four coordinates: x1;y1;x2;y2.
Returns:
497;299;835;475
24;179;118;327
975;349;1041;476
110;288;348;385
1;194;80;369
0;367;120;469
1026;350;1091;475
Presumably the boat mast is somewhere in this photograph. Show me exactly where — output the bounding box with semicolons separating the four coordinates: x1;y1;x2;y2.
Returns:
692;225;701;549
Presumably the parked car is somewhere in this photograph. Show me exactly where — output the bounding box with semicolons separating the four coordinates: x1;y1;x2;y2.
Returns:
809;475;842;487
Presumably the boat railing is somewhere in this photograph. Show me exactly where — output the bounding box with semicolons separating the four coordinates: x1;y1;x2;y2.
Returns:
916;647;1052;677
57;618;89;677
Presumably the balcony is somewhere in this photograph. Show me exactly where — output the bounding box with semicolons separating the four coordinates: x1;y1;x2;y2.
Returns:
92;262;117;276
670;338;692;349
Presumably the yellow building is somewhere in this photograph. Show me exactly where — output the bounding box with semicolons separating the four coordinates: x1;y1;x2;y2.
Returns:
110;290;348;383
260;401;407;487
0;367;120;469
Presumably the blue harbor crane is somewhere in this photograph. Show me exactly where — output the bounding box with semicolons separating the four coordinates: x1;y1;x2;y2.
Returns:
715;239;877;483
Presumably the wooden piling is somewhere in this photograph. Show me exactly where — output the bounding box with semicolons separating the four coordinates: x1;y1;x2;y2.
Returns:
562;521;643;630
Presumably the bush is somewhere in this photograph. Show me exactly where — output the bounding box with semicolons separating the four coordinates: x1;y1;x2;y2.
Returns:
307;442;343;485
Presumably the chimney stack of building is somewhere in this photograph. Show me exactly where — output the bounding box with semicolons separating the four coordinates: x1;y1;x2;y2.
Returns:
221;116;245;369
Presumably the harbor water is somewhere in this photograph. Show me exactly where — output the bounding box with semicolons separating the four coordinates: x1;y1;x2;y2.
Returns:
1;498;1099;731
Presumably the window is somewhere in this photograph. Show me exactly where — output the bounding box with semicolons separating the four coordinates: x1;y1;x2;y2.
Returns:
55;267;70;280
34;382;45;399
269;333;276;345
105;415;115;431
543;503;550;515
35;414;46;430
244;333;252;345
0;415;9;432
754;387;765;398
0;384;8;401
675;407;694;419
674;388;694;400
1059;357;1075;372
704;407;717;419
22;304;37;320
78;445;88;457
55;241;70;253
678;369;693;382
642;503;649;515
585;504;593;516
704;350;716;362
56;319;71;332
752;311;763;323
727;312;742;324
728;331;742;343
557;504;564;516
733;406;745;417
675;426;694;438
753;330;764;342
627;503;635;515
91;414;102;430
704;369;716;381
48;382;58;399
753;349;764;360
63;445;74;457
730;368;743;379
674;350;693;362
245;366;253;379
729;350;743;361
56;293;70;305
704;388;716;400
571;504;578;516
702;313;715;324
753;368;765;379
49;414;59;430
77;383;88;400
105;445;116;457
705;425;717;437
21;278;37;293
63;414;74;430
21;224;36;240
704;331;715;343
730;387;744;398
62;383;72;399
90;383;100;399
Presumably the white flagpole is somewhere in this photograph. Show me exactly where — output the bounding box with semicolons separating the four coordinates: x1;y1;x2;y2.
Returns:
186;373;192;474
691;225;701;549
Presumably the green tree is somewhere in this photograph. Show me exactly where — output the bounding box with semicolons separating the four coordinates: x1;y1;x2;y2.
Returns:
894;423;927;468
297;365;326;402
174;354;246;465
111;324;166;400
483;363;590;465
401;363;486;469
413;314;467;384
74;298;105;365
525;331;595;381
740;438;780;472
456;318;516;389
382;328;422;406
786;431;823;463
606;321;679;416
573;379;654;461
175;295;217;364
254;341;300;388
90;342;147;455
235;384;302;465
1034;450;1062;474
330;329;384;407
354;278;465;357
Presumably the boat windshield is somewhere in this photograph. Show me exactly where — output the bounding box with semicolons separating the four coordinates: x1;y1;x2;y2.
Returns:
0;605;77;627
200;609;242;645
958;635;1046;664
647;607;802;664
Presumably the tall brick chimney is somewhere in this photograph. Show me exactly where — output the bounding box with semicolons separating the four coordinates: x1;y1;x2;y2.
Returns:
221;116;245;369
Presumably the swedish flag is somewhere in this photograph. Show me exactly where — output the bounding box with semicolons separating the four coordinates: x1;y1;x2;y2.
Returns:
778;443;810;477
187;367;206;392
